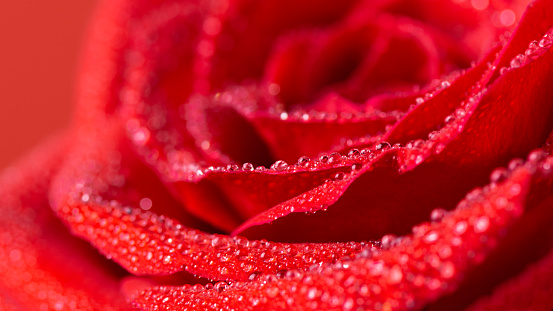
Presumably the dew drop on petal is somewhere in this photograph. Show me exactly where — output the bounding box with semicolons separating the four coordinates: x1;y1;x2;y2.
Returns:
508;158;524;170
271;160;288;171
334;172;345;181
387;265;403;285
439;262;455;279
381;234;397;248
430;208;447;222
297;156;311;167
489;168;508;183
214;282;229;293
343;298;354;311
328;152;342;163
242;163;254;171
375;142;391;151
132;127;150;146
445;115;456;124
348;149;360;157
424;231;439;243
306;288;318;300
473;216;490;233
527;149;547;162
539;35;553;48
510;54;525;69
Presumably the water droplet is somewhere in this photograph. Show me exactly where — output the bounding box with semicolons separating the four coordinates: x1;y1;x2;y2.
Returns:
441;81;451;88
499;67;510;75
455;108;466;118
351;163;363;171
388;265;403;284
280;112;289;120
375;142;391;151
381;234;397;248
271;160;288;171
439;262;455;279
348;149;360;157
510;54;524;68
473;216;490;233
415;97;424;105
454;221;468;235
526;40;539;56
132;127;150;146
214;282;229;293
445;115;456;124
539;35;553;48
489;168;508;183
430;208;447;222
342;297;354;311
528;149;547;162
297;156;311;167
508;158;524;171
242;163;254;171
265;287;279;298
424;231;439;243
226;164;239;171
307;288;318;300
328;152;342;163
248;272;260;280
334;172;345;181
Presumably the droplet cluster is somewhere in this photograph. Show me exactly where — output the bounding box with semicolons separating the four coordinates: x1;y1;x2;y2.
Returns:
134;152;553;310
498;30;553;75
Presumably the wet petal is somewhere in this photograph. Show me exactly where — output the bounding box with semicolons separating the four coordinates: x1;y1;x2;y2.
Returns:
49;123;375;282
0;136;132;310
134;152;553;310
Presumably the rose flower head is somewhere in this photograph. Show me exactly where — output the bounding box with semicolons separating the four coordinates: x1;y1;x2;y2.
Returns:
2;0;553;310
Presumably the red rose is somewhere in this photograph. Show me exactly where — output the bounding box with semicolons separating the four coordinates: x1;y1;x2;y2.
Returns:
2;0;553;310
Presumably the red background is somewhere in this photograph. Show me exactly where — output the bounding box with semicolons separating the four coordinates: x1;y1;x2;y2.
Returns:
0;1;97;169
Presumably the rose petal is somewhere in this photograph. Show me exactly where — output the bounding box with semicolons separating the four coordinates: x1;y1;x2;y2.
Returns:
49;123;375;282
465;236;553;311
184;85;400;165
234;22;553;242
0;136;132;310
133;152;553;310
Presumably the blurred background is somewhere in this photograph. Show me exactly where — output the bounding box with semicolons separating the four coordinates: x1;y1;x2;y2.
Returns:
0;1;97;169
